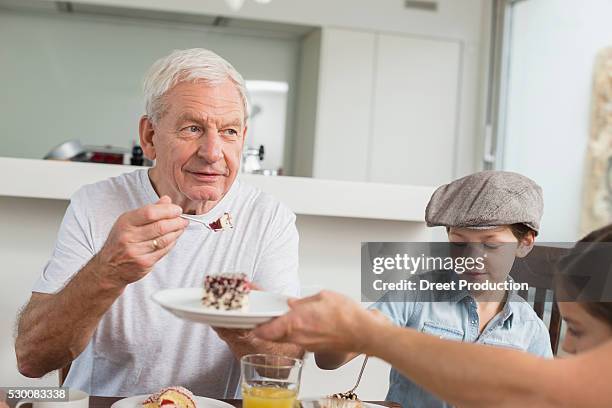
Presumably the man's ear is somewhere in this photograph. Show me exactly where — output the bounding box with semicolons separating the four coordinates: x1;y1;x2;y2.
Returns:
515;232;536;258
139;115;156;160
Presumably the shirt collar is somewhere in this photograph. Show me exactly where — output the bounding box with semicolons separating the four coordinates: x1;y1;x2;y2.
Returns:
445;271;471;302
501;276;521;329
445;271;518;328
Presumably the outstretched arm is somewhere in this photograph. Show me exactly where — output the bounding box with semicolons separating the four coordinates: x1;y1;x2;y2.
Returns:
254;291;612;408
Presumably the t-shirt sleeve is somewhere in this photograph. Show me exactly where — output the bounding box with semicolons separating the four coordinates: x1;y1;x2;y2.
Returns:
368;291;416;328
526;319;554;358
252;203;300;297
32;188;96;294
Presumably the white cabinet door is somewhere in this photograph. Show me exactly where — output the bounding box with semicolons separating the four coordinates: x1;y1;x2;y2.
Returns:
369;33;461;186
312;28;376;181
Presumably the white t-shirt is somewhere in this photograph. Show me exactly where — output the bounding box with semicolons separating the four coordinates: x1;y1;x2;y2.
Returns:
32;169;299;397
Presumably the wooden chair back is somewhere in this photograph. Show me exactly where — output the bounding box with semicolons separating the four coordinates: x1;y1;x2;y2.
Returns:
60;363;71;385
510;245;570;354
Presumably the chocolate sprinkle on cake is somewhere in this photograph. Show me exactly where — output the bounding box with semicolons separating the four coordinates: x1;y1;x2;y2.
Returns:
202;273;251;311
328;392;359;401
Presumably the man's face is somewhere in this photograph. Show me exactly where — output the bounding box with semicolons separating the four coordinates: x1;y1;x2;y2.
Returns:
448;226;532;284
142;80;246;208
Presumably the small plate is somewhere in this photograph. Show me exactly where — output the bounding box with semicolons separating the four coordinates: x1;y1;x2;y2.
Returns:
152;288;289;328
110;395;234;408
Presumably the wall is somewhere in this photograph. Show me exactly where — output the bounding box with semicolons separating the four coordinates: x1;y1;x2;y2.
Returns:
502;0;612;241
291;30;320;178
0;197;66;388
25;0;490;180
0;7;301;162
0;195;431;398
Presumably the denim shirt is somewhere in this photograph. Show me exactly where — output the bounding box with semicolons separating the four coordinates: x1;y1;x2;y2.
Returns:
371;270;553;408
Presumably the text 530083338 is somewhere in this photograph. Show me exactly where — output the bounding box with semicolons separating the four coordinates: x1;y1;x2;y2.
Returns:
2;388;68;402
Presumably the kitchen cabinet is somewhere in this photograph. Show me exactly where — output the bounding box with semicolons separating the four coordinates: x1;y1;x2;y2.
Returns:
311;28;376;181
369;33;461;186
299;28;463;186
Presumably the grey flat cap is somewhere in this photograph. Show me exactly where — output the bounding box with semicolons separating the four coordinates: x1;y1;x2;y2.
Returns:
425;171;543;233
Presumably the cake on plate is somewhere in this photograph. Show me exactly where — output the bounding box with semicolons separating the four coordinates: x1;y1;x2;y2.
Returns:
202;272;251;311
142;386;195;408
320;395;362;408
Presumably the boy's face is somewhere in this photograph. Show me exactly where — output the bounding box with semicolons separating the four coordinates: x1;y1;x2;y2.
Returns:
448;226;535;284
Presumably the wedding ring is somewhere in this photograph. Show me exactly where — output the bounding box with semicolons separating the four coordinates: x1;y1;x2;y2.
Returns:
152;239;159;250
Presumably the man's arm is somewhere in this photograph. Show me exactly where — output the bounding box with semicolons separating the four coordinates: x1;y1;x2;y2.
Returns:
16;196;188;377
15;257;124;377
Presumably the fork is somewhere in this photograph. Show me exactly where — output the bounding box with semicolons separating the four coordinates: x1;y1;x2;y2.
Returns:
330;355;369;400
180;214;212;229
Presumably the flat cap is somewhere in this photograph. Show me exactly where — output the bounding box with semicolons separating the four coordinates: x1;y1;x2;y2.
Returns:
425;171;543;233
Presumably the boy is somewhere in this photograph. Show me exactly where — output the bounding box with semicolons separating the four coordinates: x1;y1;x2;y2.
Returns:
316;171;553;408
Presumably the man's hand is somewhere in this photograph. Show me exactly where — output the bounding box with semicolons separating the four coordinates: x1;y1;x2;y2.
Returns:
253;291;391;353
94;195;188;289
214;326;304;360
214;327;255;354
214;284;303;359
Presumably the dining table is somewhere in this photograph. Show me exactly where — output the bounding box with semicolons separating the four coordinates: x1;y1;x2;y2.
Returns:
89;397;400;408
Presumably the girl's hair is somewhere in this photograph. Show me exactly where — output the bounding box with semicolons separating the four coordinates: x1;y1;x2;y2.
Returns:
556;224;612;327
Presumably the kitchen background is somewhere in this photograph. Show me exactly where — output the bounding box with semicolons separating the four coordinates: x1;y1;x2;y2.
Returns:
1;0;611;400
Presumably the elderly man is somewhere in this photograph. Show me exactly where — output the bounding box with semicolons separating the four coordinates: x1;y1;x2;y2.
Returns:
15;48;302;397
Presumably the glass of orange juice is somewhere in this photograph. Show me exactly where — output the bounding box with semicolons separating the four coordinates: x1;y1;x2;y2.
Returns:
241;354;303;408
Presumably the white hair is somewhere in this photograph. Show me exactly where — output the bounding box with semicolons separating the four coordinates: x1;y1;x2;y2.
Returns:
143;48;248;124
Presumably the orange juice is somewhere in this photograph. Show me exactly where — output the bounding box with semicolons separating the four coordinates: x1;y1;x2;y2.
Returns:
243;386;297;408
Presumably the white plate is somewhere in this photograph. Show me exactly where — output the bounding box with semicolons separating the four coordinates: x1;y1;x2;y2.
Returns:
302;400;388;408
300;397;389;408
110;395;234;408
152;288;289;328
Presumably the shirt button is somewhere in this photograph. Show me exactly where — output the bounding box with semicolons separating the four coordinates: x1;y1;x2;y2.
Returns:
471;320;476;324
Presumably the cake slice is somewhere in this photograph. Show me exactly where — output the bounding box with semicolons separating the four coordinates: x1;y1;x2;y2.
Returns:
202;273;251;311
320;396;362;408
142;386;195;408
321;390;362;408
